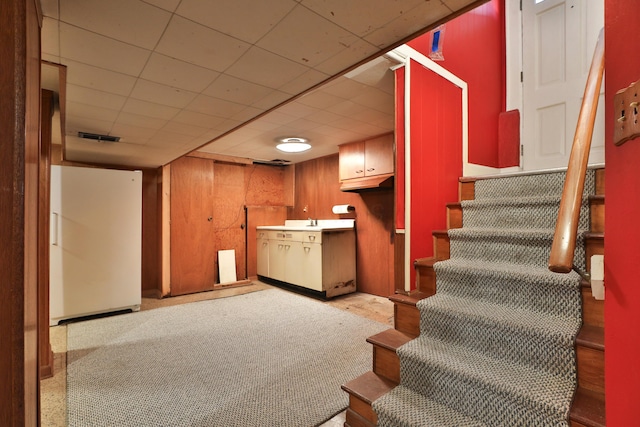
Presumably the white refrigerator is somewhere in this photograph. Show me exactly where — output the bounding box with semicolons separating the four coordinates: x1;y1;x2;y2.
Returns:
50;165;142;325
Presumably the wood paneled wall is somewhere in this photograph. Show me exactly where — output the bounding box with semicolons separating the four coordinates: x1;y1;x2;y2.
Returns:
157;157;288;296
291;154;395;297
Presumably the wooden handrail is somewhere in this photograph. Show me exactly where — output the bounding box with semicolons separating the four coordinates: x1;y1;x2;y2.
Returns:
549;28;605;274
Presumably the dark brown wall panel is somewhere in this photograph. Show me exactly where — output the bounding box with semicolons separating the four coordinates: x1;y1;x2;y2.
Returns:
292;154;395;297
141;168;160;297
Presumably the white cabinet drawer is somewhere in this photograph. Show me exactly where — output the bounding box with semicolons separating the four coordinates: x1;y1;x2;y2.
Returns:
302;231;322;243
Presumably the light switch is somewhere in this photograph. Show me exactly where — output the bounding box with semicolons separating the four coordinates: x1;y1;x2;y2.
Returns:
614;79;640;146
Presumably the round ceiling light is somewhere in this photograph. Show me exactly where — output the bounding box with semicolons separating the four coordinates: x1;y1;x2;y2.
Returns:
276;137;311;153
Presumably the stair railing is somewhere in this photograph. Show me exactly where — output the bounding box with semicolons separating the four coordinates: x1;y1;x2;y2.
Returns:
549;28;605;274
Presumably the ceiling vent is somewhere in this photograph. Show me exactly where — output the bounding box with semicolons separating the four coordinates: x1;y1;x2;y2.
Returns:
253;159;291;166
77;131;120;142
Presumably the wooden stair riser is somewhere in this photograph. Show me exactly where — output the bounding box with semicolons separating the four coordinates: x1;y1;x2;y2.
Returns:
372;346;400;383
590;196;604;233
447;203;463;229
582;284;604;328
345;408;376;427
577;346;605;395
432;230;450;260
393;303;420;337
414;258;437;295
459;180;475;201
348;395;378;425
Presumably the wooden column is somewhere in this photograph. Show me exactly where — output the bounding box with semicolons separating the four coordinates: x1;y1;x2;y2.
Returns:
0;0;42;425
39;89;54;379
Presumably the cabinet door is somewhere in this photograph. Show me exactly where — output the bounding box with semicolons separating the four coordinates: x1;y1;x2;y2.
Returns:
364;134;394;176
170;156;215;296
299;242;323;291
256;237;269;277
268;239;287;282
338;141;365;180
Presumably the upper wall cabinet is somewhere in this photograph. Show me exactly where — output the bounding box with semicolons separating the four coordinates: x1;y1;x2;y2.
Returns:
339;133;394;191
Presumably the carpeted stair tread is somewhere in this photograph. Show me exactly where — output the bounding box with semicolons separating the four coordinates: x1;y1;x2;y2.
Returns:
448;227;587;270
396;337;575;424
415;293;579;375
472;170;595;200
373;384;487;427
433;259;582;317
460;195;590;230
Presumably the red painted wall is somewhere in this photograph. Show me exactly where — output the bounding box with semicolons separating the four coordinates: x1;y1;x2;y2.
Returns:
604;1;640;423
409;60;462;287
408;0;505;167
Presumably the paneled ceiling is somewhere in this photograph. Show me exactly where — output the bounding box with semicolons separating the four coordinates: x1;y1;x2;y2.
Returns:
40;0;485;168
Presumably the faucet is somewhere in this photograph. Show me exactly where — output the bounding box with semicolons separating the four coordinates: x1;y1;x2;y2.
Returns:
308;218;317;226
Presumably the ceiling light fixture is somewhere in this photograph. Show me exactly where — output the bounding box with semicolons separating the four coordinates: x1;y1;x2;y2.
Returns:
276;137;311;153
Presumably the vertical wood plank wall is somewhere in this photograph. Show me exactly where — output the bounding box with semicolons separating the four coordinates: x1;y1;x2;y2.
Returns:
604;0;640;423
408;0;505;167
158;158;287;296
291;154;395;297
408;61;463;289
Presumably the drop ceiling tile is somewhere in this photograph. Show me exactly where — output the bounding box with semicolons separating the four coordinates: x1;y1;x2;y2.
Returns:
175;0;297;44
172;110;226;129
351;109;395;128
296;90;345;110
42;53;61;64
364;1;453;49
186;94;246;117
66;116;114;136
59;23;151;76
301;0;424;37
66;101;120;122
314;38;379;76
41;17;60;58
150;130;197;147
155;16;251;73
278;117;321;132
141;0;181;12
160;121;209;138
352;89;395;112
130;79;198;109
259;110;299;126
305;109;344;125
321;78;368;99
141;53;220;93
122;98;180;120
63;59;137;96
204;74;273;106
116;112;168;130
278;68;331;95
243;120;282;133
257;6;357;68
442;0;478;12
110;123;157;143
60;0;171;50
231;106;264;123
251;90;292;111
274;102;321;119
225;46;309;89
66;84;127;111
41;0;59;18
212;118;244;133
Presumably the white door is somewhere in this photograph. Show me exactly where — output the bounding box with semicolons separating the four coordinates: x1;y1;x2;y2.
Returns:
522;0;604;171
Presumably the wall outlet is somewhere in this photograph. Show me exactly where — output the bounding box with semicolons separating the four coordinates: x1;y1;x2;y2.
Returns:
614;78;640;146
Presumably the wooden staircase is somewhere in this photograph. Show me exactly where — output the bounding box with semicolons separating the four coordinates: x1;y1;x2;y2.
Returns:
341;168;605;427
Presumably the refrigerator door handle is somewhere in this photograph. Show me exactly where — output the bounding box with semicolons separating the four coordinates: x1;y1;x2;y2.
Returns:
51;212;59;246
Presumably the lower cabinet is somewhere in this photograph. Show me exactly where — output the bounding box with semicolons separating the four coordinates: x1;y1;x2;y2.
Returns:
257;229;356;297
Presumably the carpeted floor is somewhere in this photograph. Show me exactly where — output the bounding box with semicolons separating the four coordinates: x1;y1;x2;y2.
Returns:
65;287;389;427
